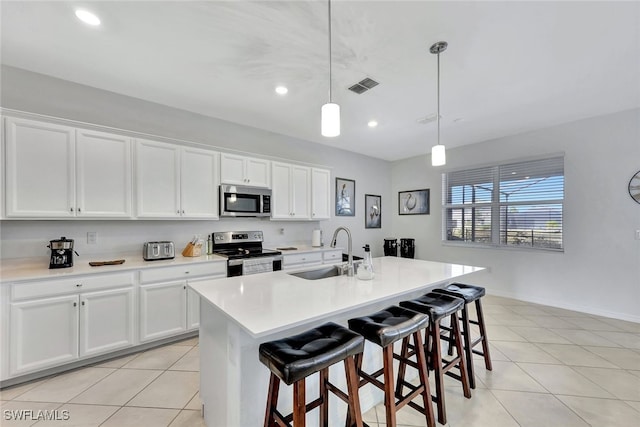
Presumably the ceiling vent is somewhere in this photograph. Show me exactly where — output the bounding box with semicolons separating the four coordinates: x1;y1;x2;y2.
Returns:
348;77;379;94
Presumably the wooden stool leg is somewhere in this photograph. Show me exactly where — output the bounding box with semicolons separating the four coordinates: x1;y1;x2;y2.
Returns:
319;368;329;427
451;313;471;398
394;336;410;399
344;355;364;427
382;345;397;427
431;321;446;425
460;305;476;389
293;378;306;427
414;331;436;427
475;299;493;371
264;372;280;427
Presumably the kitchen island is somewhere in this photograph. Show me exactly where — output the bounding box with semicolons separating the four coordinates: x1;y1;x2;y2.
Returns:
189;256;484;427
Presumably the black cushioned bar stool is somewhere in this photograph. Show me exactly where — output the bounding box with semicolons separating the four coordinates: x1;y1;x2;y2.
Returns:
433;283;492;389
259;322;365;427
348;306;435;427
399;293;471;425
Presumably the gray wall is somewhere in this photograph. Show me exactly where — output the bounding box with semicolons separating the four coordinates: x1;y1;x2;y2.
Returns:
391;108;640;321
0;65;391;259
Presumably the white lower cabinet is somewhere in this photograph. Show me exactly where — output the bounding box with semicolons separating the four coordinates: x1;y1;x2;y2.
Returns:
139;281;187;342
9;295;79;376
9;286;135;377
80;288;136;358
282;252;323;271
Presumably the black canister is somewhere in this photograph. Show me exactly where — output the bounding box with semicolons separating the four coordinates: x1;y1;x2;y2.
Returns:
383;238;398;256
400;238;415;259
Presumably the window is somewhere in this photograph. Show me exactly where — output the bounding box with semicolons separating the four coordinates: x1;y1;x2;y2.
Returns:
443;156;564;250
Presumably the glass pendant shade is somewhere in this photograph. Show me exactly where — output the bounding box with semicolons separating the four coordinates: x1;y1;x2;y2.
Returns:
321;102;340;137
432;144;446;166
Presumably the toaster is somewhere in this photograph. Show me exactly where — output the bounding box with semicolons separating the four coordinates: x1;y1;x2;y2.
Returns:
143;241;175;261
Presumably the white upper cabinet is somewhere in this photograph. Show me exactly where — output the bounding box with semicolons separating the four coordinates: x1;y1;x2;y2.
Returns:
271;161;310;220
220;153;270;188
311;168;331;220
136;139;181;218
76;129;132;217
136;139;219;219
5;118;76;217
181;147;220;218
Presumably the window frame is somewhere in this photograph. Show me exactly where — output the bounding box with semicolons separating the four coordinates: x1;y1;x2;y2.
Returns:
442;155;564;252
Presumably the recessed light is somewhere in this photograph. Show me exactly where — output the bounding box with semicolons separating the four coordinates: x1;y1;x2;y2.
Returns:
75;9;101;26
511;172;517;175
367;120;378;128
275;86;288;95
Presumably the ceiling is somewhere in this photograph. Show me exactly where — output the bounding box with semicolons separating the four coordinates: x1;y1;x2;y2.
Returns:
1;1;639;161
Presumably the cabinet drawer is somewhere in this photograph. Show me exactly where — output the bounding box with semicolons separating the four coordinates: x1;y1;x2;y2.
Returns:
322;250;343;263
139;262;226;283
11;272;135;301
282;252;323;267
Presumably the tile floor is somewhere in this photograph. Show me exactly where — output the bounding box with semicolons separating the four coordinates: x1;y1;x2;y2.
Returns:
1;295;639;426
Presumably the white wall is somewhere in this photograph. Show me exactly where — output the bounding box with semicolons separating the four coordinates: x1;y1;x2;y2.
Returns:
0;66;391;259
391;109;640;322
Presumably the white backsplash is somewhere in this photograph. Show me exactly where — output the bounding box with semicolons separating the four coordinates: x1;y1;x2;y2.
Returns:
0;219;326;260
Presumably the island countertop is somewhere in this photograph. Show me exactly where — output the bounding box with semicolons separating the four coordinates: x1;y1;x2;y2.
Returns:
189;256;484;338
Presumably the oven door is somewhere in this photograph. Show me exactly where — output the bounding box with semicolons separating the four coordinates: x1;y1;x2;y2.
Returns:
219;185;271;217
227;257;280;277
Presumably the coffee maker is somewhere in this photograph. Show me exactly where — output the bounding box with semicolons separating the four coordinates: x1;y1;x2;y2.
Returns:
48;237;78;269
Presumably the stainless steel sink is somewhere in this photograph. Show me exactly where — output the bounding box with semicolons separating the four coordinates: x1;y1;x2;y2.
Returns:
288;265;343;280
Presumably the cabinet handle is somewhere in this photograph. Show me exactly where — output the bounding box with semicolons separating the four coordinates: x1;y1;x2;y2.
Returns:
312;213;315;216
82;301;85;306
76;283;82;287
185;271;189;274
78;207;81;213
182;210;185;215
73;302;77;307
177;210;180;214
70;207;74;212
183;285;186;289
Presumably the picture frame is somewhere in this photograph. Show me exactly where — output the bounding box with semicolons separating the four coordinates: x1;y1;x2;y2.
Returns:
364;194;382;228
335;177;355;216
398;189;430;215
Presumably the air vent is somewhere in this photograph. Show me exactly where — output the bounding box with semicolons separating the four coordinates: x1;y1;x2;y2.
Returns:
348;77;379;94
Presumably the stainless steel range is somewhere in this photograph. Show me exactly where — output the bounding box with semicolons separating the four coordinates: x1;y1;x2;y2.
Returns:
212;231;282;277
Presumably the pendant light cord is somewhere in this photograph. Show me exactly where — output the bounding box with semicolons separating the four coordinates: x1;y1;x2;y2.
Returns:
328;0;333;103
436;51;440;145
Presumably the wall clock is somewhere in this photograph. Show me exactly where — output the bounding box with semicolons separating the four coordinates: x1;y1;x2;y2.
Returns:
629;170;640;204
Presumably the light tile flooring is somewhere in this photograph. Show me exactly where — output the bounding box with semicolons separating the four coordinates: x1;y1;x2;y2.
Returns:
1;295;639;426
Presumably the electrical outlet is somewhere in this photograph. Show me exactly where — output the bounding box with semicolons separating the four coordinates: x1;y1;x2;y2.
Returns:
280;228;285;235
87;232;97;244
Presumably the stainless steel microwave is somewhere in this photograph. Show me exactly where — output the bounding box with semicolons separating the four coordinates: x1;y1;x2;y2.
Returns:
219;185;272;217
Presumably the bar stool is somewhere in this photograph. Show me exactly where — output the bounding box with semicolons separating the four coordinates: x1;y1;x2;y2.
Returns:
400;292;471;425
348;306;435;427
433;283;492;389
259;322;365;427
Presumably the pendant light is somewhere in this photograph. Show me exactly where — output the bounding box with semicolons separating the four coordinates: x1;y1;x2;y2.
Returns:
430;41;447;166
321;0;340;137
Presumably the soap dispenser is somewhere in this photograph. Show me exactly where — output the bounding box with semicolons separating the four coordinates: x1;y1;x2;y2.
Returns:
357;244;374;280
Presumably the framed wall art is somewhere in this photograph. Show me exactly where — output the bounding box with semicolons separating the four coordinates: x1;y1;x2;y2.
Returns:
365;194;381;228
336;177;355;216
398;189;430;215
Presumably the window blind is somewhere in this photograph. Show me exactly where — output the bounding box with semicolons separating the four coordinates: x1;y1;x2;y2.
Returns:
443;156;564;250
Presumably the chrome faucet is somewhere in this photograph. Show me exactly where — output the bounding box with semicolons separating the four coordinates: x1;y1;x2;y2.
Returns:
330;226;354;277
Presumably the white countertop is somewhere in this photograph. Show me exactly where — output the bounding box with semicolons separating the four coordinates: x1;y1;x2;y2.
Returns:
0;253;227;283
189;256;484;338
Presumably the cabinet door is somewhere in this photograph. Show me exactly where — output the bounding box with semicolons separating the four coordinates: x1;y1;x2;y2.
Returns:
9;295;79;376
5;118;76;217
135;139;181;217
311;168;331;220
271;162;292;219
220;153;246;186
181;147;219;218
139;281;187;342
80;288;135;358
246;157;271;188
76;129;132;218
291;165;311;219
186;286;200;331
